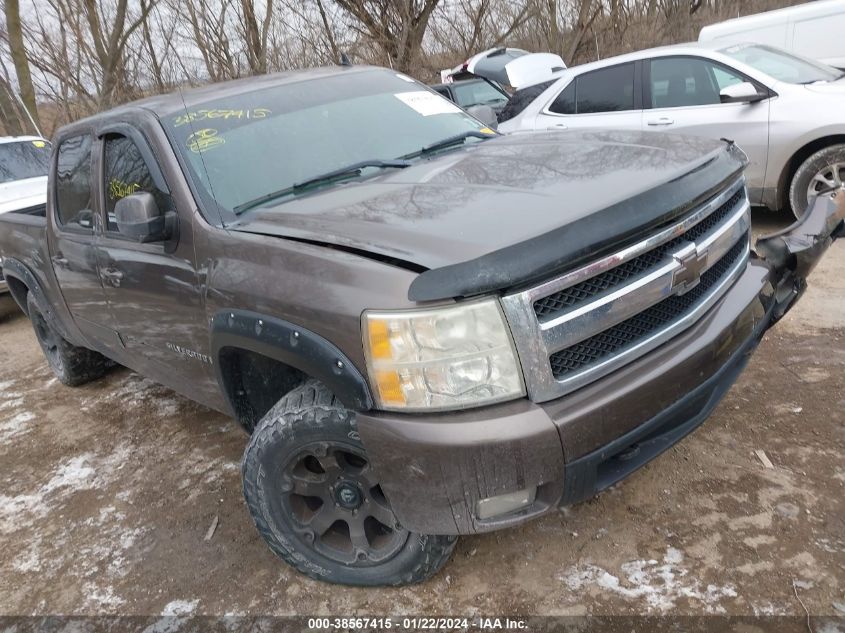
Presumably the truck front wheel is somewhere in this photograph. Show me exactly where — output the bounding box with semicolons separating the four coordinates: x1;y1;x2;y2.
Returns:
26;293;113;386
241;380;457;586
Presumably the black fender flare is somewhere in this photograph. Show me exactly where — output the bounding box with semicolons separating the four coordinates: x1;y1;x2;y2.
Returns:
1;257;77;343
210;309;373;415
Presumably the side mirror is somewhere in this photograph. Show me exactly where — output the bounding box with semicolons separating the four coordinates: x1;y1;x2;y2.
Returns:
720;82;766;104
77;209;94;229
114;192;176;243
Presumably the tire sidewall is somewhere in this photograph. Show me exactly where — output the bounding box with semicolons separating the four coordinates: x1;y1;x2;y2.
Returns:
789;144;845;219
242;404;444;586
27;293;69;382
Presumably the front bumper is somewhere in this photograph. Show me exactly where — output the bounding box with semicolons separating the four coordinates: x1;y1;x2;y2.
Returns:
357;190;845;536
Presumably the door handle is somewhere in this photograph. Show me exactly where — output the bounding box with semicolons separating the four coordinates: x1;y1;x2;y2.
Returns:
647;117;674;126
102;268;124;287
51;256;69;270
552;123;568;129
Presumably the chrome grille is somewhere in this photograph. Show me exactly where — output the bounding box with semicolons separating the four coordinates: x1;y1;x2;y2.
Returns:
500;178;751;403
534;189;743;321
549;237;747;379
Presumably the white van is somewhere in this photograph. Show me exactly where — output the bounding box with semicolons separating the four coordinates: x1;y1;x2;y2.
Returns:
699;0;845;69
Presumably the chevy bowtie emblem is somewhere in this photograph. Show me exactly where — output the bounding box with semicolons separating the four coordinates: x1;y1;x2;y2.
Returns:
671;242;708;294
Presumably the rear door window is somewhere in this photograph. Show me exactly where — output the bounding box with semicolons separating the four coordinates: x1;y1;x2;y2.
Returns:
549;82;575;114
575;63;635;114
547;64;636;115
55;135;94;230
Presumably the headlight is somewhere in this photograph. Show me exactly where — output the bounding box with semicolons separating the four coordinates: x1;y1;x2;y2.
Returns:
362;298;525;412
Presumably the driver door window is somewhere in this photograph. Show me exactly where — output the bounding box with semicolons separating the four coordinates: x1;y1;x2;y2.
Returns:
645;56;770;203
649;57;746;108
102;134;171;234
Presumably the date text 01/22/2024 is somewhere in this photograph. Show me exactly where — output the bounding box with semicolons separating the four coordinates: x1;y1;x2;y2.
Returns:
307;618;528;630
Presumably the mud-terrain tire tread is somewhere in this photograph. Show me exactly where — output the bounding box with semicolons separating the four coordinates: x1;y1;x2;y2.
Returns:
241;379;457;586
788;144;845;219
26;293;113;386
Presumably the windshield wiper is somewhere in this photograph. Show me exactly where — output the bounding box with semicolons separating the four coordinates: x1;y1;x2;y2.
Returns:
400;130;496;160
233;159;411;215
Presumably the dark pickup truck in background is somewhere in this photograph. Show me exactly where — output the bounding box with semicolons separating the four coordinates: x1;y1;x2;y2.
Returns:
0;65;842;587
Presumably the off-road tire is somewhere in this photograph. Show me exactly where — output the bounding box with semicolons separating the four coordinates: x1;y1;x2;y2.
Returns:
788;144;845;219
26;292;113;386
241;379;457;586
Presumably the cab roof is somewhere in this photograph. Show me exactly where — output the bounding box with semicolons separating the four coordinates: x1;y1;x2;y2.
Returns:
68;65;382;126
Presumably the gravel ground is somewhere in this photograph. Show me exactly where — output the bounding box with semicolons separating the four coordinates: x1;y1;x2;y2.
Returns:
0;208;843;618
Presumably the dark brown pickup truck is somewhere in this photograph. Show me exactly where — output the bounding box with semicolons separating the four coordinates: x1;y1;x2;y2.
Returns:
0;65;842;587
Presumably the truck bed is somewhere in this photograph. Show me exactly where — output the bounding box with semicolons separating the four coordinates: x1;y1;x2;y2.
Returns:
0;210;55;316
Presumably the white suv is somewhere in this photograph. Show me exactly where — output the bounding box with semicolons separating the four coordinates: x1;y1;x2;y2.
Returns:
0;136;50;293
498;41;845;217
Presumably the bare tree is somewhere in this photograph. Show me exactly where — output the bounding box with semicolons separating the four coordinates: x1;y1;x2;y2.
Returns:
4;0;39;129
181;0;239;81
238;0;274;74
1;0;813;131
82;0;159;107
332;0;442;72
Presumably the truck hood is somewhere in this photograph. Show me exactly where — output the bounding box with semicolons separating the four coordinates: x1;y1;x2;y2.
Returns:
0;176;48;214
234;130;746;299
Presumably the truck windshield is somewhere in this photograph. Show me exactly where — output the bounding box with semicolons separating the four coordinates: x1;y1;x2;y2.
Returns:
164;69;491;213
0;140;50;184
721;43;843;84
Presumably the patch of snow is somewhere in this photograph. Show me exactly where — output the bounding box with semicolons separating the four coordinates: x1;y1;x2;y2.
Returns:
12;544;42;573
142;618;189;633
42;455;96;493
82;583;126;610
0;396;24;411
0;410;35;441
155;399;180;417
816;537;845;554
0;447;131;535
751;601;789;616
664;547;683;565
161;599;199;616
558;547;737;613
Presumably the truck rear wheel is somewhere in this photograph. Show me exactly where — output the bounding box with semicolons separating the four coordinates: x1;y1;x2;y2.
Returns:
241;379;457;586
26;293;113;386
